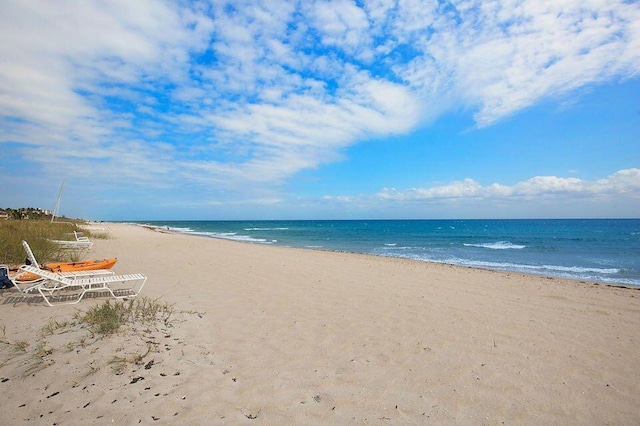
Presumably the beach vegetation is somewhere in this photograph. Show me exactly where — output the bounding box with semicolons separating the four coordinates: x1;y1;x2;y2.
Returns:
108;344;153;375
34;340;53;358
81;301;126;335
108;355;128;375
12;340;30;354
40;319;70;337
0;324;28;356
80;363;101;380
0;324;29;369
79;297;176;336
90;232;111;240
24;340;54;376
0;219;101;264
0;297;187;381
180;308;206;318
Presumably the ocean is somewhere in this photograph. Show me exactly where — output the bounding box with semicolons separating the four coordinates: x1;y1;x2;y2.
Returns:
135;219;640;287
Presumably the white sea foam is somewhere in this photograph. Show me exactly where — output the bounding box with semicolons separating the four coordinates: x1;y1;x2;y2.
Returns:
188;231;272;244
463;241;526;250
136;223;194;233
380;252;630;284
455;260;619;275
244;227;289;231
167;226;193;232
539;265;620;274
381;245;413;250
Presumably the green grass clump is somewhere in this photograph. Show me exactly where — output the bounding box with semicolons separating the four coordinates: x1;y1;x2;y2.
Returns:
90;232;111;240
79;297;175;336
81;301;128;335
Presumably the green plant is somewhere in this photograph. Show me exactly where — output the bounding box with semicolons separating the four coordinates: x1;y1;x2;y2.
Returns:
0;220;88;264
81;363;100;379
34;340;53;357
12;340;30;353
108;356;128;375
40;319;69;336
108;343;154;375
79;297;176;336
131;297;175;325
0;324;29;354
90;232;110;240
24;341;53;376
82;301;126;335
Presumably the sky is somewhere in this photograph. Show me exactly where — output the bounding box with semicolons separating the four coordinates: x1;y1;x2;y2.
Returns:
1;0;639;221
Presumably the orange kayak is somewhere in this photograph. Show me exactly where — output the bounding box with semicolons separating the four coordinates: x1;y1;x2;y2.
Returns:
13;258;118;282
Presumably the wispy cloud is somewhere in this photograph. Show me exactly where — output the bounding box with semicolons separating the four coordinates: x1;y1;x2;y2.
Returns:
0;1;638;215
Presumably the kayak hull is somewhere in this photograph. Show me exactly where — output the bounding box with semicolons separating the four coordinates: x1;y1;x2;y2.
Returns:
14;258;118;282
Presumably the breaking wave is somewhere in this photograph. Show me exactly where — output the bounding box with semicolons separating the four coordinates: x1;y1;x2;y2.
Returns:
463;241;526;250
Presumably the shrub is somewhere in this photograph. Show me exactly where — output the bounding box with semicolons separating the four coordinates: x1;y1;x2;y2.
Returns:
0;220;89;264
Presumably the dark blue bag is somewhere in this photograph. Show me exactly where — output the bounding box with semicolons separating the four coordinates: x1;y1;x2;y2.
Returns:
0;267;13;289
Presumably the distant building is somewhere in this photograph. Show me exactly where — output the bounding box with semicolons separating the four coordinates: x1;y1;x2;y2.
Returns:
0;210;8;220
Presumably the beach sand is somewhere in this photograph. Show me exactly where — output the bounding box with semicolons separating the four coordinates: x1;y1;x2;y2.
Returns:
1;223;639;425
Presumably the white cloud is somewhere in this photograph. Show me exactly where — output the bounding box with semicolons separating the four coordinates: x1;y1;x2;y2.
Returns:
308;0;371;57
0;0;638;214
379;179;483;201
376;169;640;201
450;0;640;125
0;0;211;162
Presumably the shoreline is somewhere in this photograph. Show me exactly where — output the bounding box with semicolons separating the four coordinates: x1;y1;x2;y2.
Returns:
1;222;639;424
135;222;640;290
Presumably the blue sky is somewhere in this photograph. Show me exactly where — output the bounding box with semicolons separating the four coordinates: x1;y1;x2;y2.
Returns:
1;0;638;220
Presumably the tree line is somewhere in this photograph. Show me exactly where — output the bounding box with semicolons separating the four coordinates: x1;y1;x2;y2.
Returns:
0;207;56;220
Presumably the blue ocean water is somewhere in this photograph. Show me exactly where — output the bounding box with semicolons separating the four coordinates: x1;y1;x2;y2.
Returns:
136;219;640;287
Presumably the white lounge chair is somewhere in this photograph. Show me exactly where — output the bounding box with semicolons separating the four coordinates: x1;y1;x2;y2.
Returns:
11;241;115;296
19;264;147;306
73;231;91;243
22;240;113;277
2;264;43;295
49;231;93;250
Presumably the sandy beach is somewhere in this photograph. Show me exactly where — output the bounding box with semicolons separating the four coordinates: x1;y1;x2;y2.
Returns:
1;223;639;425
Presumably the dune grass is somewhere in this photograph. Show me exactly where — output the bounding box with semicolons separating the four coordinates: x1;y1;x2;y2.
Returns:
79;298;175;336
0;220;96;265
0;297;178;378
